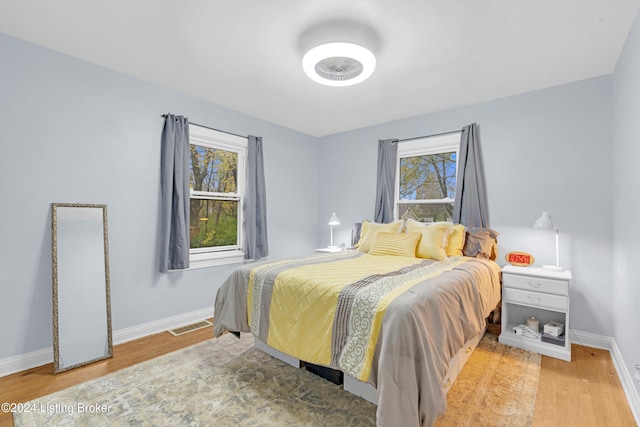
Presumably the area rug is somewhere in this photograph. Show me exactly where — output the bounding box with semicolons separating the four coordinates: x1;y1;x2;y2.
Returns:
14;332;540;427
435;333;541;426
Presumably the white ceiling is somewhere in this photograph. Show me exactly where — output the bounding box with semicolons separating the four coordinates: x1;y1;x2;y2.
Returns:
1;1;639;137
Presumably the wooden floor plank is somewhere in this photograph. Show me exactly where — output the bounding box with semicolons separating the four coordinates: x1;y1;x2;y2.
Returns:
532;344;636;427
0;321;217;427
1;328;636;427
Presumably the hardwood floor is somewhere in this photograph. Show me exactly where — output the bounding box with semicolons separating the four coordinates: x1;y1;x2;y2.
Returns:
0;323;217;427
1;328;636;427
533;344;636;427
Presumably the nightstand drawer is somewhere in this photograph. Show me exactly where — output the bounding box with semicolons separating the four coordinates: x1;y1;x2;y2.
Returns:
503;287;568;311
503;273;569;296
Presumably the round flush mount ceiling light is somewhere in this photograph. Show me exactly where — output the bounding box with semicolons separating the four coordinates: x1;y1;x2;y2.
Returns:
302;42;376;87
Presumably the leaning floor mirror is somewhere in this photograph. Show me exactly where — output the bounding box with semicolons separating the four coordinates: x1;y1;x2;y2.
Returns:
51;203;113;374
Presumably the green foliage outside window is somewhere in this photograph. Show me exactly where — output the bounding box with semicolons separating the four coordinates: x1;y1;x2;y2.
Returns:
189;145;239;249
190;199;238;248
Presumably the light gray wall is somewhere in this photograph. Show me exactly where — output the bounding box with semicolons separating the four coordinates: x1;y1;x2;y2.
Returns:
612;8;640;398
0;26;631;379
318;76;614;337
0;33;320;360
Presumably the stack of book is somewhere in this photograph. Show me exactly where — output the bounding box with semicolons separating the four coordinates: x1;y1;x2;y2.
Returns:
541;321;565;346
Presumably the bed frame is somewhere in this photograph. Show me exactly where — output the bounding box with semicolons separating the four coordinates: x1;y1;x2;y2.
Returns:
254;326;485;405
252;223;488;404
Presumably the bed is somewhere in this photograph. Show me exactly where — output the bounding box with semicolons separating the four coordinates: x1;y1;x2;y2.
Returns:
213;221;501;427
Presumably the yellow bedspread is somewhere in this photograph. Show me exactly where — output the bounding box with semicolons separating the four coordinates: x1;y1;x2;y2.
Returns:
247;251;466;381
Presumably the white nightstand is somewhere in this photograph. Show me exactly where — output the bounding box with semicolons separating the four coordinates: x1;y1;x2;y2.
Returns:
499;265;572;361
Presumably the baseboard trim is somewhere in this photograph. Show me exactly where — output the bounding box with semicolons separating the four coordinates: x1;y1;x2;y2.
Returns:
0;347;53;379
112;307;213;345
609;338;640;426
0;306;214;378
570;329;613;350
572;329;640;426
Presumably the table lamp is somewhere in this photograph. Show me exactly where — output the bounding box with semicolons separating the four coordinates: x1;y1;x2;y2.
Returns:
533;211;563;272
328;212;340;248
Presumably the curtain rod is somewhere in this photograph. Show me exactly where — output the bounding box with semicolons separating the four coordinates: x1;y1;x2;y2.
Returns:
397;129;462;142
161;114;247;139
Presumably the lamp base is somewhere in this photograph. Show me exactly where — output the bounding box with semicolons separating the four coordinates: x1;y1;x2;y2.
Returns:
542;264;564;272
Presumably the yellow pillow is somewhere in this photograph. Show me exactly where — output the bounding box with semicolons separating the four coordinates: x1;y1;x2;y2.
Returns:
369;232;421;257
357;220;403;253
356;221;369;247
404;220;448;261
445;224;466;256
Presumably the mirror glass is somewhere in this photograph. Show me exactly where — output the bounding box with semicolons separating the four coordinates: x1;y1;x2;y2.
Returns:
52;203;112;373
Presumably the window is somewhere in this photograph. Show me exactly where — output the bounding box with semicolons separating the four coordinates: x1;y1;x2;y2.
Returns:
188;124;247;268
395;132;461;223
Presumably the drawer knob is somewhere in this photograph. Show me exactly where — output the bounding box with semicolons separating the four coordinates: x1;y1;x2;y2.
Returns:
527;281;542;288
527;295;542;305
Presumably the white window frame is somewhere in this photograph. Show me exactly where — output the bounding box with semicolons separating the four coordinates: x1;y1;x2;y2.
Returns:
188;124;247;268
394;132;461;221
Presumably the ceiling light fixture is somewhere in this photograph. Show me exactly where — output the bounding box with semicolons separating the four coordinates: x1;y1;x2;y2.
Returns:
302;42;376;87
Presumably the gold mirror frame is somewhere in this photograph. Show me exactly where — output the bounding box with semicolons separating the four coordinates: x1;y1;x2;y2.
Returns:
51;203;113;374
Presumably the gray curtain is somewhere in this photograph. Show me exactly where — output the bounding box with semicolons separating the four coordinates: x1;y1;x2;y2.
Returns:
453;123;489;228
160;114;190;272
244;135;269;260
374;139;399;223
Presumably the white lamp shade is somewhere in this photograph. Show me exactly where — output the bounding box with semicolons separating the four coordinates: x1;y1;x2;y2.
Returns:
328;212;340;226
533;211;555;230
533;211;563;271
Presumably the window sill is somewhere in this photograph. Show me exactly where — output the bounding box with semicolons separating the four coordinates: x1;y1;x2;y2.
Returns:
189;250;246;269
